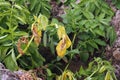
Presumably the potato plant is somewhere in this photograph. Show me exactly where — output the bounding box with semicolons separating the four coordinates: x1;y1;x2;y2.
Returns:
0;0;118;80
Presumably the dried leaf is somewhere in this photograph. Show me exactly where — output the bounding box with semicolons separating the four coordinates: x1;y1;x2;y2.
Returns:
17;36;28;55
56;38;67;58
31;24;42;46
56;34;71;58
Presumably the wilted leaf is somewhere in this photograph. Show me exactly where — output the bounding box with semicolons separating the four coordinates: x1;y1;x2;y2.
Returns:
57;26;66;39
17;36;28;55
57;70;75;80
31;24;42;46
56;37;67;58
56;35;71;58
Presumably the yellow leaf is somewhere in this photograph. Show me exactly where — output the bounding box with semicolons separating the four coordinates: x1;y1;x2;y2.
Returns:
56;70;74;80
65;35;72;48
56;38;67;58
56;26;72;58
40;15;48;30
105;71;111;80
56;35;71;58
57;26;66;39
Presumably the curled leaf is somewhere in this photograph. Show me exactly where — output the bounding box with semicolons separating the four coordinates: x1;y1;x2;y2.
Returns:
56;37;67;58
56;34;71;58
17;36;28;55
57;70;75;80
99;66;106;73
31;24;42;46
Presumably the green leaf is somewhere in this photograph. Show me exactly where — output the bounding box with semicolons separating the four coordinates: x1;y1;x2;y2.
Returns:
14;31;28;36
79;66;87;76
80;52;89;62
43;32;47;47
4;49;18;71
14;4;23;10
46;68;52;76
100;19;109;26
99;13;105;19
35;2;41;15
11;49;17;66
14;15;26;24
0;1;11;6
107;27;116;45
83;10;94;19
94;39;106;46
88;40;98;49
50;38;55;54
28;43;45;67
0;34;8;39
85;77;92;80
94;28;105;37
0;46;9;61
30;0;37;11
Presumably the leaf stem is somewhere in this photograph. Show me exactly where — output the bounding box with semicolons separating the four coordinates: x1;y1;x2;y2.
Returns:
71;33;76;50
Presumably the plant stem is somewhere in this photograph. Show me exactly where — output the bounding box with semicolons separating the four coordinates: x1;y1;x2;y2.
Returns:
16;35;34;59
71;33;76;50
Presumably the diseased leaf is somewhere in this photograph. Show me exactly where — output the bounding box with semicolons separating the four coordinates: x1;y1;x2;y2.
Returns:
56;38;67;58
31;24;42;46
40;15;48;30
57;26;66;39
56;30;71;58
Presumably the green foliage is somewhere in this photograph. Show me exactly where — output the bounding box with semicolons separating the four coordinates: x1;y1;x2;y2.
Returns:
0;0;30;70
0;1;45;70
112;0;120;9
15;0;51;17
62;0;116;61
76;57;117;80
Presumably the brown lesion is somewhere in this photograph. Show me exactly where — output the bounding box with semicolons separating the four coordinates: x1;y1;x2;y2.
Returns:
61;37;66;50
31;24;42;46
17;36;28;55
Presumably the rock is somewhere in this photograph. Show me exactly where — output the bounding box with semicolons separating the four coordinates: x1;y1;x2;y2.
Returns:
113;49;120;61
0;63;5;69
0;63;20;80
